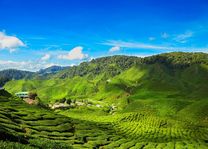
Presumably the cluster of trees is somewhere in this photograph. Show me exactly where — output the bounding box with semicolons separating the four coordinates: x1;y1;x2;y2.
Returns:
0;69;34;86
0;77;10;87
58;55;142;79
57;52;208;79
58;98;72;104
1;52;208;83
0;89;12;97
0;67;69;86
143;52;208;68
28;92;38;100
38;66;69;75
0;69;33;79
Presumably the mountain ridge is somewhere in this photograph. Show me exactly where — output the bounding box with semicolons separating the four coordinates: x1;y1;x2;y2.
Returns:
1;52;208;148
4;52;208;105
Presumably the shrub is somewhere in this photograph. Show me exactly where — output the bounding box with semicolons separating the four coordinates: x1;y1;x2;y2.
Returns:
29;139;72;149
28;92;37;100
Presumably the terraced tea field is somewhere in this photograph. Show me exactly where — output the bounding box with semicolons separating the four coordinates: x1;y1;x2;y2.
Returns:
0;93;208;148
56;110;208;148
0;96;114;148
111;113;208;148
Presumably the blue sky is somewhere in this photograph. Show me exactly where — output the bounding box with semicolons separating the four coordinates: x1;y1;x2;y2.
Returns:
0;0;208;71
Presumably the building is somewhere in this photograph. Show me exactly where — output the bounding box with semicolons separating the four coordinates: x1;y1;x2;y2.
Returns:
15;92;29;98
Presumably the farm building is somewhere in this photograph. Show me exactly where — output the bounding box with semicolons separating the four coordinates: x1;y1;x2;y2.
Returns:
15;92;29;98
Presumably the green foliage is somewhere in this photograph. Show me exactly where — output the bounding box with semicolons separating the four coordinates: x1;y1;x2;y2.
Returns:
1;52;208;148
0;89;12;98
1;94;208;148
55;55;141;79
29;139;72;149
0;140;36;149
4;52;208;106
143;52;208;68
0;69;34;87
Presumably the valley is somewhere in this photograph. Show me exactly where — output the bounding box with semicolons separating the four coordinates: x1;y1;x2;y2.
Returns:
0;52;208;148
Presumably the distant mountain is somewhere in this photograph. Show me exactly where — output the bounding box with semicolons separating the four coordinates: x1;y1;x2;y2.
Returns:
4;52;208;104
38;65;70;75
0;69;34;87
52;52;208;79
0;66;70;86
2;52;208;148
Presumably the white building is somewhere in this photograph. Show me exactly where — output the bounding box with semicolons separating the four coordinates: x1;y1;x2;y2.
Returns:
15;92;29;98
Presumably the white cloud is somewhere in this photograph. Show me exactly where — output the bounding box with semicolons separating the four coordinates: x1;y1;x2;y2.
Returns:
0;60;59;72
174;31;193;43
41;54;51;61
129;54;153;58
103;40;172;50
0;31;25;52
109;46;121;52
103;40;208;52
58;46;88;60
161;32;169;39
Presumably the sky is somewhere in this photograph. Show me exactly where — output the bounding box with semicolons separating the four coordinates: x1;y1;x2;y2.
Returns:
0;0;208;71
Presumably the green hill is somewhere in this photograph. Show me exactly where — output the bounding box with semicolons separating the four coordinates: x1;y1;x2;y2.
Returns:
4;52;208;103
0;69;34;87
0;66;70;87
0;89;208;148
0;91;119;148
4;52;208;122
2;52;208;148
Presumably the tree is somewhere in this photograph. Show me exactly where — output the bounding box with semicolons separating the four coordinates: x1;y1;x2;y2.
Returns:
66;99;72;104
29;92;37;100
60;98;66;103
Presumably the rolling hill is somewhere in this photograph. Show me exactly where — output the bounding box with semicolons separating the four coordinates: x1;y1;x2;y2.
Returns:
0;69;34;87
1;88;208;148
1;52;208;148
0;66;70;87
4;52;208;103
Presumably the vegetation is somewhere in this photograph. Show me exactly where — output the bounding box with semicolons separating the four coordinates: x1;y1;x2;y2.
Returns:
1;52;208;148
38;66;70;75
4;52;208;104
0;66;69;87
143;52;208;67
0;69;34;87
54;55;141;79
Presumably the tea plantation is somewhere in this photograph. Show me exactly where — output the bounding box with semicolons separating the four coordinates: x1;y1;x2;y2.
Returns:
1;52;208;148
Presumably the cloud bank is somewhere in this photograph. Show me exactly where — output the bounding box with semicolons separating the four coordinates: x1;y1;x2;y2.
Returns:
0;60;57;72
58;46;88;60
0;31;25;52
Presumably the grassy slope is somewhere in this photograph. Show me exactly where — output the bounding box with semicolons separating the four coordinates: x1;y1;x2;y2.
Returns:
1;90;208;149
2;52;208;148
0;90;119;148
4;62;208;114
4;62;208;121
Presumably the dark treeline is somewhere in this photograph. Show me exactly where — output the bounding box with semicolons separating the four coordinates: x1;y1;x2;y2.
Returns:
143;52;208;68
1;52;208;84
58;55;142;79
57;52;208;78
0;69;34;86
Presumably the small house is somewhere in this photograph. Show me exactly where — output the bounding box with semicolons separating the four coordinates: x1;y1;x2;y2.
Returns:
15;92;29;98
